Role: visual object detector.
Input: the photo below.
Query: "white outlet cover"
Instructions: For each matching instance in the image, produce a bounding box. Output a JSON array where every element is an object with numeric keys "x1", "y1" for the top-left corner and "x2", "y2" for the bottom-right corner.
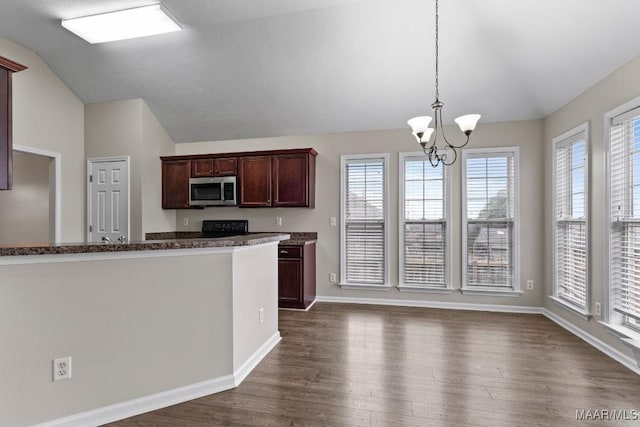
[
  {"x1": 330, "y1": 217, "x2": 337, "y2": 226},
  {"x1": 53, "y1": 356, "x2": 72, "y2": 381}
]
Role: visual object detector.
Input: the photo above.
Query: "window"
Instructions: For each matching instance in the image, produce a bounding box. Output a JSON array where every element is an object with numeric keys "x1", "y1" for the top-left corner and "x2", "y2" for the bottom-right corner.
[
  {"x1": 552, "y1": 124, "x2": 589, "y2": 315},
  {"x1": 462, "y1": 148, "x2": 520, "y2": 294},
  {"x1": 399, "y1": 153, "x2": 450, "y2": 291},
  {"x1": 340, "y1": 154, "x2": 389, "y2": 289},
  {"x1": 607, "y1": 100, "x2": 640, "y2": 338}
]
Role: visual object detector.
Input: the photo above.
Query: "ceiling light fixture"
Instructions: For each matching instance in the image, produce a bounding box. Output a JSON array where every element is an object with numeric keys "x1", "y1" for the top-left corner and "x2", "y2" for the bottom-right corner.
[
  {"x1": 407, "y1": 0, "x2": 481, "y2": 167},
  {"x1": 61, "y1": 4, "x2": 182, "y2": 44}
]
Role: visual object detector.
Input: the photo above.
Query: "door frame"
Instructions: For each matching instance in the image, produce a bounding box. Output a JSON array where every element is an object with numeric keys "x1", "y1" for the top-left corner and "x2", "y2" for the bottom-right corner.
[
  {"x1": 86, "y1": 156, "x2": 131, "y2": 243},
  {"x1": 13, "y1": 144, "x2": 61, "y2": 244}
]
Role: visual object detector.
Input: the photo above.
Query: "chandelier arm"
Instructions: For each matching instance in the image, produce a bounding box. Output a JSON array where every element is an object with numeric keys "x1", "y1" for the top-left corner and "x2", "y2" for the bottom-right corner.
[
  {"x1": 440, "y1": 146, "x2": 458, "y2": 166},
  {"x1": 436, "y1": 108, "x2": 471, "y2": 149}
]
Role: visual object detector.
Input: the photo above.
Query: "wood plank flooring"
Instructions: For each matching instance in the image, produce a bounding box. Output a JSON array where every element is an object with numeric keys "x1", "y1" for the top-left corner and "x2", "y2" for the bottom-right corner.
[{"x1": 104, "y1": 303, "x2": 640, "y2": 426}]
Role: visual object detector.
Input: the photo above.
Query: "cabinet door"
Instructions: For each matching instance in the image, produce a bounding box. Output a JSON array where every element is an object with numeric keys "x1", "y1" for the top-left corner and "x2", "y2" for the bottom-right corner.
[
  {"x1": 0, "y1": 67, "x2": 10, "y2": 190},
  {"x1": 278, "y1": 258, "x2": 303, "y2": 305},
  {"x1": 273, "y1": 153, "x2": 312, "y2": 207},
  {"x1": 238, "y1": 156, "x2": 272, "y2": 207},
  {"x1": 191, "y1": 159, "x2": 214, "y2": 177},
  {"x1": 214, "y1": 157, "x2": 237, "y2": 176},
  {"x1": 162, "y1": 160, "x2": 190, "y2": 209}
]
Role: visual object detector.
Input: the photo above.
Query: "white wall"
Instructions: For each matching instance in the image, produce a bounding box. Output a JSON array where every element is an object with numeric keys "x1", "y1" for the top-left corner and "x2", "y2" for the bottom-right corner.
[
  {"x1": 85, "y1": 99, "x2": 176, "y2": 241},
  {"x1": 0, "y1": 151, "x2": 50, "y2": 244},
  {"x1": 175, "y1": 120, "x2": 545, "y2": 308},
  {"x1": 0, "y1": 36, "x2": 85, "y2": 243},
  {"x1": 544, "y1": 54, "x2": 640, "y2": 362}
]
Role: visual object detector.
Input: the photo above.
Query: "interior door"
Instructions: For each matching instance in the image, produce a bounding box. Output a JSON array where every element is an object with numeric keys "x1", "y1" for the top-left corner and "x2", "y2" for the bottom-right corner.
[{"x1": 87, "y1": 157, "x2": 129, "y2": 243}]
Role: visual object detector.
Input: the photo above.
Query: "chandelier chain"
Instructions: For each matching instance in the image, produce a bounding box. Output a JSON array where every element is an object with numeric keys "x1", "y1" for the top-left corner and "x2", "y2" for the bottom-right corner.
[{"x1": 434, "y1": 0, "x2": 439, "y2": 101}]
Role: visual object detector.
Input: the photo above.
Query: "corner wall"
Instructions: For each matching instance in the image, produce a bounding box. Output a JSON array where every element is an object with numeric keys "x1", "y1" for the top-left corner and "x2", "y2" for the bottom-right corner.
[
  {"x1": 543, "y1": 54, "x2": 640, "y2": 362},
  {"x1": 175, "y1": 120, "x2": 545, "y2": 309},
  {"x1": 0, "y1": 36, "x2": 85, "y2": 243}
]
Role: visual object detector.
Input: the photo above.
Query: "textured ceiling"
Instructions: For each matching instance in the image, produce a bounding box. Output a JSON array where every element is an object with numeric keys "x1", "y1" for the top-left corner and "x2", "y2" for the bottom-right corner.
[{"x1": 1, "y1": 0, "x2": 639, "y2": 142}]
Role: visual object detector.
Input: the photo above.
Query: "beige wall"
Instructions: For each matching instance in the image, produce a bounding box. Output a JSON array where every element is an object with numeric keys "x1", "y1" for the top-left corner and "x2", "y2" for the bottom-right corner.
[
  {"x1": 141, "y1": 101, "x2": 177, "y2": 236},
  {"x1": 543, "y1": 54, "x2": 640, "y2": 361},
  {"x1": 0, "y1": 36, "x2": 85, "y2": 243},
  {"x1": 85, "y1": 99, "x2": 176, "y2": 241},
  {"x1": 0, "y1": 151, "x2": 50, "y2": 244},
  {"x1": 175, "y1": 120, "x2": 545, "y2": 308}
]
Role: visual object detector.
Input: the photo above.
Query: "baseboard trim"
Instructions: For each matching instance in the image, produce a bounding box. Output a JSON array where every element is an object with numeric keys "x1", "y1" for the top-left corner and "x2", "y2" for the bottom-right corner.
[
  {"x1": 542, "y1": 309, "x2": 640, "y2": 375},
  {"x1": 37, "y1": 331, "x2": 281, "y2": 427},
  {"x1": 234, "y1": 331, "x2": 281, "y2": 386},
  {"x1": 315, "y1": 295, "x2": 544, "y2": 314}
]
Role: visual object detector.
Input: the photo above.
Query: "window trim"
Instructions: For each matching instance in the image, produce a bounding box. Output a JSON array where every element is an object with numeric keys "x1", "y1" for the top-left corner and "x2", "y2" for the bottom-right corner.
[
  {"x1": 461, "y1": 146, "x2": 521, "y2": 295},
  {"x1": 398, "y1": 151, "x2": 452, "y2": 293},
  {"x1": 604, "y1": 95, "x2": 640, "y2": 342},
  {"x1": 339, "y1": 153, "x2": 390, "y2": 290},
  {"x1": 550, "y1": 122, "x2": 591, "y2": 317}
]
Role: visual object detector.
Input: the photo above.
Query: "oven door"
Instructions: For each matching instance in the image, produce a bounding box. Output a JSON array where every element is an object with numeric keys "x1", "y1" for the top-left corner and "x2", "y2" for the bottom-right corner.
[{"x1": 189, "y1": 177, "x2": 237, "y2": 206}]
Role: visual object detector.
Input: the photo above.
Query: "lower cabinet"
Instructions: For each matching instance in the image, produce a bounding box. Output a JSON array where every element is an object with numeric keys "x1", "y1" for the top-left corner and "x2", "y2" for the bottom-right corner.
[{"x1": 278, "y1": 242, "x2": 316, "y2": 309}]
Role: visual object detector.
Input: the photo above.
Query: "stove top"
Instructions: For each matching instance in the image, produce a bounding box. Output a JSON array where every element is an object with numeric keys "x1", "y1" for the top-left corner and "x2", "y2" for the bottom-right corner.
[{"x1": 202, "y1": 220, "x2": 249, "y2": 238}]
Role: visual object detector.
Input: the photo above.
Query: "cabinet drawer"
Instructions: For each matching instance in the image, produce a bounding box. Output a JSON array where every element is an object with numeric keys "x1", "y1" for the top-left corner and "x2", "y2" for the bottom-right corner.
[{"x1": 278, "y1": 246, "x2": 302, "y2": 258}]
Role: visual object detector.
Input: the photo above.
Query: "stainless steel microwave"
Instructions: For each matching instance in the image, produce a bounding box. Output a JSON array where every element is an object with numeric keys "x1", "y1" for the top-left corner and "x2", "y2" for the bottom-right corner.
[{"x1": 189, "y1": 176, "x2": 237, "y2": 206}]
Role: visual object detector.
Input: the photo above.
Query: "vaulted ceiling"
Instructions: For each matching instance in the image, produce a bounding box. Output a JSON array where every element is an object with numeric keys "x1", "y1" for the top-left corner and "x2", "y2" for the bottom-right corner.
[{"x1": 1, "y1": 0, "x2": 639, "y2": 142}]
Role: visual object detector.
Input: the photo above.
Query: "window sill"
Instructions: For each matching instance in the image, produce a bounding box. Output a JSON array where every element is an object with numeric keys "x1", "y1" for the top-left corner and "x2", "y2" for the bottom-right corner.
[
  {"x1": 338, "y1": 283, "x2": 391, "y2": 291},
  {"x1": 397, "y1": 285, "x2": 454, "y2": 294},
  {"x1": 460, "y1": 288, "x2": 523, "y2": 297},
  {"x1": 548, "y1": 296, "x2": 592, "y2": 320},
  {"x1": 600, "y1": 321, "x2": 640, "y2": 366}
]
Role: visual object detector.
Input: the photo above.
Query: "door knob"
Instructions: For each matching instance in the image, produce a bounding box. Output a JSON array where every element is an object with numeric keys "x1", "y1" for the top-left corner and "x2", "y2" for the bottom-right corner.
[
  {"x1": 118, "y1": 235, "x2": 127, "y2": 243},
  {"x1": 101, "y1": 236, "x2": 111, "y2": 242}
]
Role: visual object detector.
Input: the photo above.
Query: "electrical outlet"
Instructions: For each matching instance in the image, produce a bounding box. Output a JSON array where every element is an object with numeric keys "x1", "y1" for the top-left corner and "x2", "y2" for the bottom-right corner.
[
  {"x1": 53, "y1": 356, "x2": 72, "y2": 381},
  {"x1": 329, "y1": 273, "x2": 337, "y2": 283},
  {"x1": 183, "y1": 217, "x2": 188, "y2": 226},
  {"x1": 526, "y1": 280, "x2": 534, "y2": 290},
  {"x1": 330, "y1": 217, "x2": 337, "y2": 226},
  {"x1": 259, "y1": 307, "x2": 264, "y2": 324},
  {"x1": 595, "y1": 302, "x2": 602, "y2": 317},
  {"x1": 275, "y1": 217, "x2": 283, "y2": 226}
]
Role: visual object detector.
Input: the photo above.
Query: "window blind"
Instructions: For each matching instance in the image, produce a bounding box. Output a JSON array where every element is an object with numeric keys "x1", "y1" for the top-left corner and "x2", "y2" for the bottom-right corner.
[
  {"x1": 401, "y1": 157, "x2": 447, "y2": 287},
  {"x1": 554, "y1": 134, "x2": 588, "y2": 309},
  {"x1": 610, "y1": 112, "x2": 640, "y2": 326},
  {"x1": 464, "y1": 152, "x2": 516, "y2": 289},
  {"x1": 344, "y1": 159, "x2": 386, "y2": 285}
]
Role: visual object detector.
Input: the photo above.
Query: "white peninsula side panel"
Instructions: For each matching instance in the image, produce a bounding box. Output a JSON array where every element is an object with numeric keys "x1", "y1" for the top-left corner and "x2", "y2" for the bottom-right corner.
[{"x1": 0, "y1": 243, "x2": 280, "y2": 427}]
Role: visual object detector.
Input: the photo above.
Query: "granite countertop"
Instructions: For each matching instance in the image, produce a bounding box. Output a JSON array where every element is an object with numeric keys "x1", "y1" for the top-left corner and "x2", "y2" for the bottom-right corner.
[
  {"x1": 146, "y1": 231, "x2": 317, "y2": 245},
  {"x1": 0, "y1": 233, "x2": 290, "y2": 257}
]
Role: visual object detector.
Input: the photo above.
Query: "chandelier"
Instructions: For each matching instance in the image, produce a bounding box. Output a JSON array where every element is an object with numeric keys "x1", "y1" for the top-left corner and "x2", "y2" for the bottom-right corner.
[{"x1": 407, "y1": 0, "x2": 481, "y2": 167}]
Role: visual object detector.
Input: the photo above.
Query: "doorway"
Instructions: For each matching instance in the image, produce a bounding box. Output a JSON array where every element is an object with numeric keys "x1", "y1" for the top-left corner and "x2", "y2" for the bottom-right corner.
[{"x1": 0, "y1": 145, "x2": 61, "y2": 245}]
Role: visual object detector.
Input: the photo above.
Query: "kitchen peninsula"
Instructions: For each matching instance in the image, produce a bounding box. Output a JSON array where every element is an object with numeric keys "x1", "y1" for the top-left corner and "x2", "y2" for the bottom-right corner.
[{"x1": 0, "y1": 233, "x2": 288, "y2": 426}]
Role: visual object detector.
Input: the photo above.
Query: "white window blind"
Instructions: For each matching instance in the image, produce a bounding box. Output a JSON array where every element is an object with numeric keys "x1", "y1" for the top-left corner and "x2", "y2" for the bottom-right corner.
[
  {"x1": 400, "y1": 155, "x2": 448, "y2": 288},
  {"x1": 463, "y1": 150, "x2": 518, "y2": 290},
  {"x1": 609, "y1": 107, "x2": 640, "y2": 329},
  {"x1": 554, "y1": 129, "x2": 588, "y2": 310},
  {"x1": 342, "y1": 156, "x2": 387, "y2": 285}
]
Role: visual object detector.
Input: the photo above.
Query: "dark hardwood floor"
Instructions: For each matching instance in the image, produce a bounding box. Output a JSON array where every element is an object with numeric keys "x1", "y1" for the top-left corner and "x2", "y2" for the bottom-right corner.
[{"x1": 104, "y1": 303, "x2": 640, "y2": 426}]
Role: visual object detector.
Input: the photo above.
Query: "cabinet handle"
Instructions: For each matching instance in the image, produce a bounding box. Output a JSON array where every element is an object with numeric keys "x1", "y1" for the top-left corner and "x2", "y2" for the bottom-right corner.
[{"x1": 280, "y1": 250, "x2": 288, "y2": 254}]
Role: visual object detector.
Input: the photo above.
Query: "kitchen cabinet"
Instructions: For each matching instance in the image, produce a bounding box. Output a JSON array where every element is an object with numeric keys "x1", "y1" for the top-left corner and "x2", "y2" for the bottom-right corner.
[
  {"x1": 238, "y1": 149, "x2": 316, "y2": 208},
  {"x1": 162, "y1": 159, "x2": 190, "y2": 208},
  {"x1": 278, "y1": 243, "x2": 316, "y2": 309},
  {"x1": 238, "y1": 155, "x2": 272, "y2": 207},
  {"x1": 273, "y1": 152, "x2": 315, "y2": 208},
  {"x1": 191, "y1": 157, "x2": 237, "y2": 177},
  {"x1": 0, "y1": 56, "x2": 27, "y2": 191}
]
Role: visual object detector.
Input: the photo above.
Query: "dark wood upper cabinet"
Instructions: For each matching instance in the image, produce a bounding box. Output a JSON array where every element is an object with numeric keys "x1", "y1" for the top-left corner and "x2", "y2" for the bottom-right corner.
[
  {"x1": 191, "y1": 159, "x2": 214, "y2": 177},
  {"x1": 0, "y1": 56, "x2": 27, "y2": 191},
  {"x1": 238, "y1": 155, "x2": 272, "y2": 207},
  {"x1": 191, "y1": 157, "x2": 237, "y2": 177},
  {"x1": 273, "y1": 152, "x2": 315, "y2": 208},
  {"x1": 162, "y1": 159, "x2": 190, "y2": 209}
]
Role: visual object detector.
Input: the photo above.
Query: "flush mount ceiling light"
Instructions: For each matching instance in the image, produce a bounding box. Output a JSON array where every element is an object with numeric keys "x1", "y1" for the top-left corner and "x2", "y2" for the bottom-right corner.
[
  {"x1": 407, "y1": 0, "x2": 481, "y2": 167},
  {"x1": 61, "y1": 4, "x2": 182, "y2": 44}
]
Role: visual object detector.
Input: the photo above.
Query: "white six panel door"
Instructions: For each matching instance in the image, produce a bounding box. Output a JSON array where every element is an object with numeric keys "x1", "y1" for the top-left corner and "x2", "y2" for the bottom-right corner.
[{"x1": 88, "y1": 158, "x2": 129, "y2": 243}]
